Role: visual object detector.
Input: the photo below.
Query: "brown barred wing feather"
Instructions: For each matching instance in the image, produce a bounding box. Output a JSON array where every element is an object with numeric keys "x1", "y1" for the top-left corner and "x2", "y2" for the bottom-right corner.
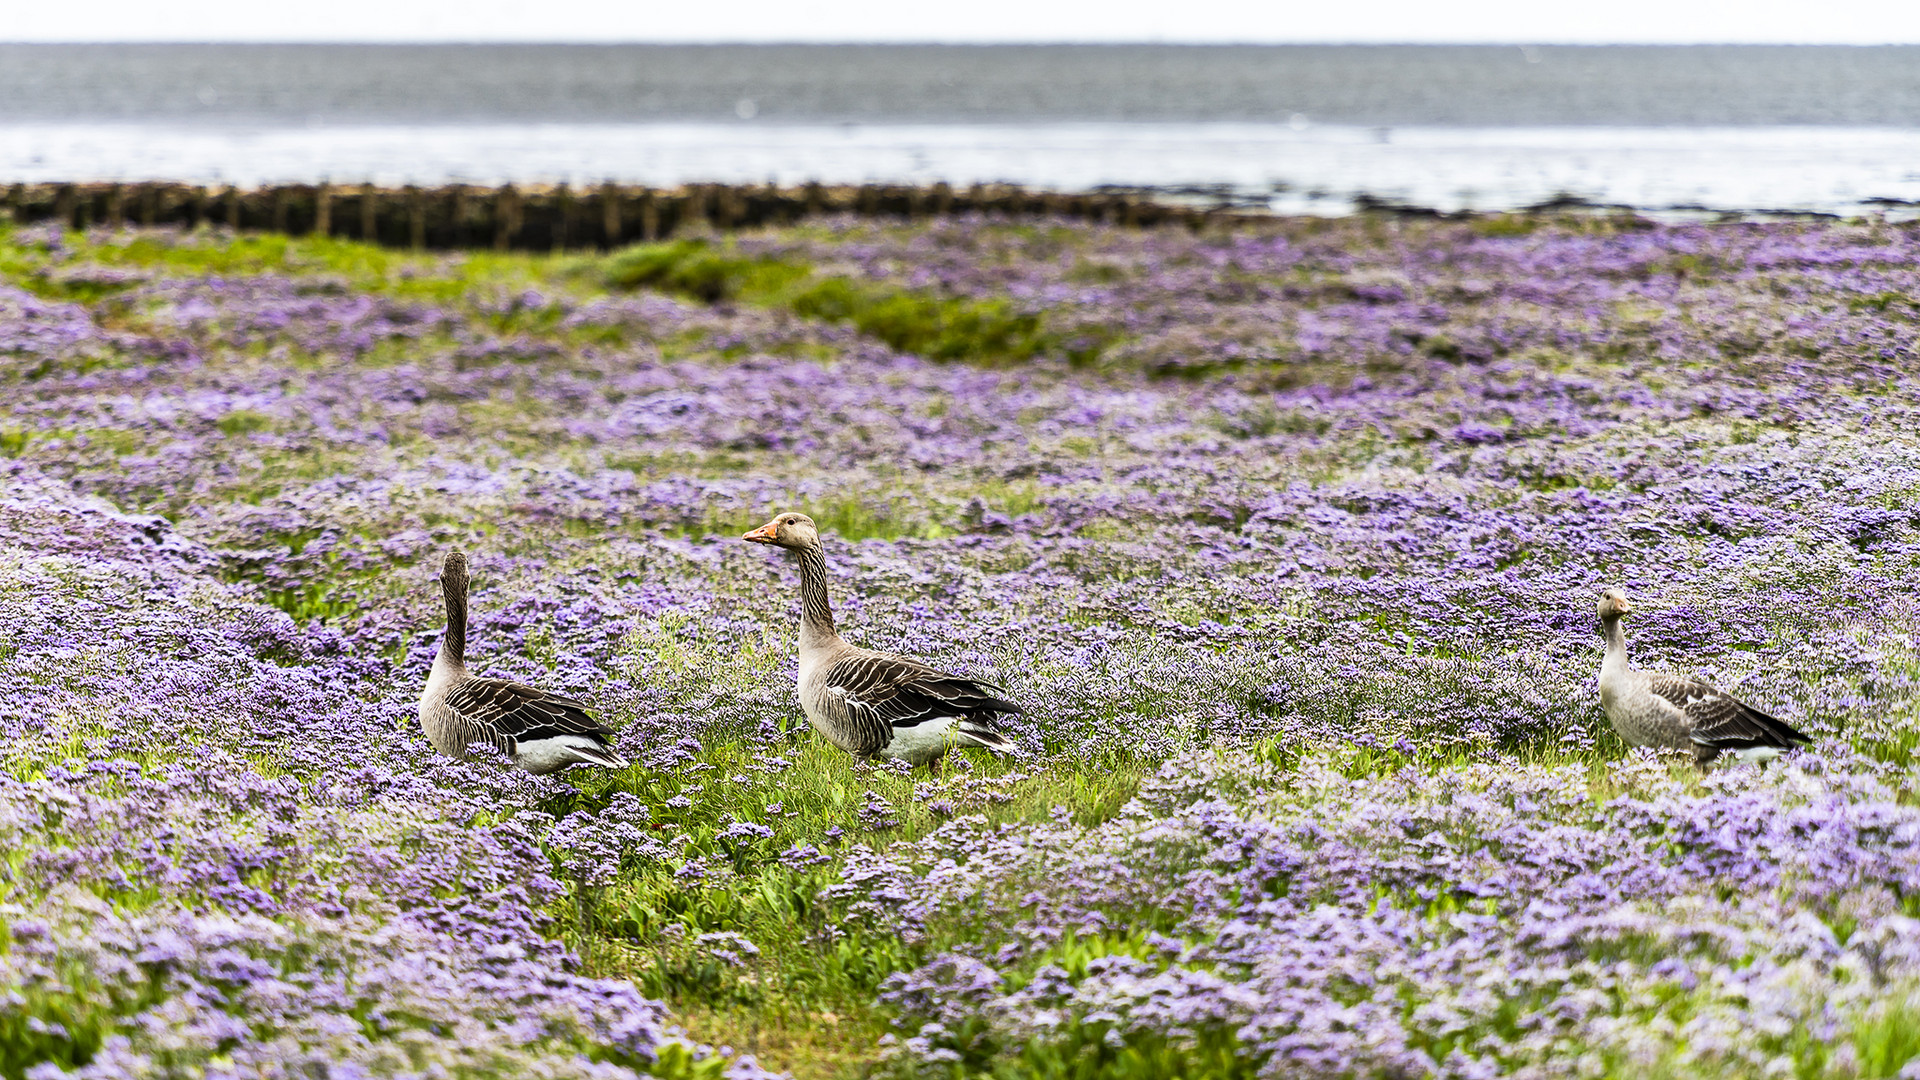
[
  {"x1": 442, "y1": 677, "x2": 615, "y2": 756},
  {"x1": 822, "y1": 651, "x2": 1021, "y2": 757},
  {"x1": 1644, "y1": 674, "x2": 1811, "y2": 755}
]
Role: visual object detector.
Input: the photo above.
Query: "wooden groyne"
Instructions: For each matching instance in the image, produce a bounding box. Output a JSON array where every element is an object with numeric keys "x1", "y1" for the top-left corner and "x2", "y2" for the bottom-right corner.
[{"x1": 1, "y1": 181, "x2": 1226, "y2": 250}]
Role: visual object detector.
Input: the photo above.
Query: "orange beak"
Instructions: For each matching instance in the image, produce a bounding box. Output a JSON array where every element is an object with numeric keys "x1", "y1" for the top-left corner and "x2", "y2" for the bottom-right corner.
[{"x1": 742, "y1": 521, "x2": 780, "y2": 544}]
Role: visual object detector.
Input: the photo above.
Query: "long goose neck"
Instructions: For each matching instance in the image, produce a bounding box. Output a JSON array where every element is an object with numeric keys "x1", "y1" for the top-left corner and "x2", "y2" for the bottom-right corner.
[
  {"x1": 1600, "y1": 615, "x2": 1628, "y2": 676},
  {"x1": 439, "y1": 575, "x2": 469, "y2": 669},
  {"x1": 794, "y1": 543, "x2": 839, "y2": 649}
]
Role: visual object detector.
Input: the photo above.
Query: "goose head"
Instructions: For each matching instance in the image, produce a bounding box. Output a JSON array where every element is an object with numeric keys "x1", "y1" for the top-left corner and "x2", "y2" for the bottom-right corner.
[
  {"x1": 1597, "y1": 588, "x2": 1632, "y2": 621},
  {"x1": 441, "y1": 550, "x2": 470, "y2": 594},
  {"x1": 743, "y1": 512, "x2": 820, "y2": 551}
]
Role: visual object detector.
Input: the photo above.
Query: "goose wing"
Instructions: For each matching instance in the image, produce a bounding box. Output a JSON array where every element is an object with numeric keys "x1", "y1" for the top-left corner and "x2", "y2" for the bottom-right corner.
[
  {"x1": 821, "y1": 651, "x2": 1021, "y2": 758},
  {"x1": 442, "y1": 676, "x2": 613, "y2": 757},
  {"x1": 1644, "y1": 675, "x2": 1810, "y2": 750}
]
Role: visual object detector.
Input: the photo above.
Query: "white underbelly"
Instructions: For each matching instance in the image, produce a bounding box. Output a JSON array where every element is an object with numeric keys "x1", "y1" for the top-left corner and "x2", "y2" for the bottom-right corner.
[
  {"x1": 879, "y1": 715, "x2": 960, "y2": 764},
  {"x1": 514, "y1": 735, "x2": 604, "y2": 775}
]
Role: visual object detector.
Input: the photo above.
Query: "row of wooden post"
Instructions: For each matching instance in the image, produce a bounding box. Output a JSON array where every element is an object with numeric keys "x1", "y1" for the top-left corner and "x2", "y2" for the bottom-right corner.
[{"x1": 2, "y1": 181, "x2": 1228, "y2": 250}]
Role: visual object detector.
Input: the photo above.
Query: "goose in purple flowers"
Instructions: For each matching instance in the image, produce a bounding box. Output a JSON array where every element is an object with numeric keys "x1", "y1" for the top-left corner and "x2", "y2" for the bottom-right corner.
[
  {"x1": 418, "y1": 551, "x2": 626, "y2": 774},
  {"x1": 743, "y1": 512, "x2": 1018, "y2": 771},
  {"x1": 1596, "y1": 588, "x2": 1810, "y2": 767}
]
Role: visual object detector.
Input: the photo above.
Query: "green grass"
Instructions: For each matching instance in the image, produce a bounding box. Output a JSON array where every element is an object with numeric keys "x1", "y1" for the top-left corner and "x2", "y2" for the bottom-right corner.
[
  {"x1": 0, "y1": 956, "x2": 167, "y2": 1080},
  {"x1": 0, "y1": 222, "x2": 563, "y2": 307},
  {"x1": 629, "y1": 734, "x2": 1813, "y2": 1080},
  {"x1": 538, "y1": 736, "x2": 1152, "y2": 1080},
  {"x1": 539, "y1": 730, "x2": 1758, "y2": 1079},
  {"x1": 215, "y1": 409, "x2": 273, "y2": 436},
  {"x1": 1, "y1": 223, "x2": 1114, "y2": 381},
  {"x1": 604, "y1": 239, "x2": 1111, "y2": 365},
  {"x1": 604, "y1": 239, "x2": 812, "y2": 302},
  {"x1": 10, "y1": 218, "x2": 1917, "y2": 1078}
]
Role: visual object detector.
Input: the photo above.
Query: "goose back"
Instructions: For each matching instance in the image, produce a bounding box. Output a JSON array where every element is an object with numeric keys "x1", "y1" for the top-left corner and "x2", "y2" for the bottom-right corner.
[{"x1": 799, "y1": 642, "x2": 1019, "y2": 761}]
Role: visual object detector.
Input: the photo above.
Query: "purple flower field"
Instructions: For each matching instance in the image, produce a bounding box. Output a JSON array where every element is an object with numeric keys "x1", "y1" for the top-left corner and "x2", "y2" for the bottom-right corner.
[{"x1": 2, "y1": 212, "x2": 1919, "y2": 1078}]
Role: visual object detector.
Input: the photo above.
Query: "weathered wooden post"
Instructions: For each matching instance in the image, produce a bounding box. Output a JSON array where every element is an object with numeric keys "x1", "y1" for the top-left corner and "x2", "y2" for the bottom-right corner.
[
  {"x1": 406, "y1": 186, "x2": 425, "y2": 250},
  {"x1": 554, "y1": 183, "x2": 572, "y2": 251},
  {"x1": 190, "y1": 186, "x2": 207, "y2": 229},
  {"x1": 314, "y1": 183, "x2": 331, "y2": 238},
  {"x1": 754, "y1": 182, "x2": 778, "y2": 227},
  {"x1": 679, "y1": 185, "x2": 708, "y2": 235},
  {"x1": 272, "y1": 187, "x2": 290, "y2": 233},
  {"x1": 639, "y1": 189, "x2": 659, "y2": 241},
  {"x1": 226, "y1": 186, "x2": 243, "y2": 230},
  {"x1": 600, "y1": 182, "x2": 621, "y2": 248},
  {"x1": 450, "y1": 185, "x2": 469, "y2": 247},
  {"x1": 495, "y1": 184, "x2": 521, "y2": 251},
  {"x1": 359, "y1": 184, "x2": 378, "y2": 242}
]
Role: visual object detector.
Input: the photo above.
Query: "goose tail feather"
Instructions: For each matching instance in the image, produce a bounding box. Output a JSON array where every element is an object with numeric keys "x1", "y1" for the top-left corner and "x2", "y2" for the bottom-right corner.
[
  {"x1": 1693, "y1": 709, "x2": 1814, "y2": 751},
  {"x1": 955, "y1": 720, "x2": 1015, "y2": 755},
  {"x1": 570, "y1": 744, "x2": 629, "y2": 769}
]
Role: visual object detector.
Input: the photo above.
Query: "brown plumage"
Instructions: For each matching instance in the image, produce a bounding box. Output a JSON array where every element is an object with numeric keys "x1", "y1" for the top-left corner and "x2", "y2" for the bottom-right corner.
[
  {"x1": 1596, "y1": 588, "x2": 1810, "y2": 767},
  {"x1": 417, "y1": 551, "x2": 626, "y2": 775},
  {"x1": 743, "y1": 512, "x2": 1018, "y2": 769}
]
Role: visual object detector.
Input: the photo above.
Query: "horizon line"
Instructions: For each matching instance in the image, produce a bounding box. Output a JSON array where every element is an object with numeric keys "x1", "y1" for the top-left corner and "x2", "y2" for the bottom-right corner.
[{"x1": 7, "y1": 39, "x2": 1920, "y2": 48}]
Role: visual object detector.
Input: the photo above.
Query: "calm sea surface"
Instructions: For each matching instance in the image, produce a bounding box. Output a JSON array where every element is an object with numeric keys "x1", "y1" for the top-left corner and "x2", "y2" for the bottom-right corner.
[{"x1": 4, "y1": 45, "x2": 1919, "y2": 215}]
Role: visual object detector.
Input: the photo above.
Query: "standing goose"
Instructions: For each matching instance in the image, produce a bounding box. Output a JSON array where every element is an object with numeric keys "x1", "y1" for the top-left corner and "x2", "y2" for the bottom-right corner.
[
  {"x1": 1596, "y1": 588, "x2": 1810, "y2": 767},
  {"x1": 743, "y1": 512, "x2": 1019, "y2": 770},
  {"x1": 418, "y1": 551, "x2": 626, "y2": 774}
]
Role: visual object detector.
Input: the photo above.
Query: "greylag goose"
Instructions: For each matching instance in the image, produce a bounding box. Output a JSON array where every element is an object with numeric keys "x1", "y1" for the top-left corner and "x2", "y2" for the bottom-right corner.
[
  {"x1": 742, "y1": 512, "x2": 1018, "y2": 769},
  {"x1": 418, "y1": 551, "x2": 626, "y2": 774},
  {"x1": 1596, "y1": 588, "x2": 1809, "y2": 767}
]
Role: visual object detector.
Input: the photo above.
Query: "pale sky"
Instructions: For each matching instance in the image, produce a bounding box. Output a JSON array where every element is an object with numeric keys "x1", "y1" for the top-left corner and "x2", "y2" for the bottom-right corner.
[{"x1": 5, "y1": 0, "x2": 1919, "y2": 44}]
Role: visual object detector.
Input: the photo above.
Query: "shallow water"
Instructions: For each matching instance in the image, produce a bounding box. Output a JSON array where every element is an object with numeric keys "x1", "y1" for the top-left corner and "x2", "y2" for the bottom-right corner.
[
  {"x1": 8, "y1": 122, "x2": 1919, "y2": 217},
  {"x1": 4, "y1": 44, "x2": 1919, "y2": 214}
]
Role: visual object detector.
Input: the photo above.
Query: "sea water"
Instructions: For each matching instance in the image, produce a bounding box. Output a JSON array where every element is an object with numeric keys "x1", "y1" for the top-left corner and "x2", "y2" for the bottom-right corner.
[{"x1": 4, "y1": 44, "x2": 1918, "y2": 216}]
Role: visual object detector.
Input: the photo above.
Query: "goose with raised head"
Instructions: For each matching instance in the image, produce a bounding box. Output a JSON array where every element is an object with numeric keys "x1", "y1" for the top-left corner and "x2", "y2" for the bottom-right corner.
[
  {"x1": 743, "y1": 512, "x2": 1019, "y2": 770},
  {"x1": 418, "y1": 551, "x2": 626, "y2": 774},
  {"x1": 1596, "y1": 588, "x2": 1809, "y2": 767}
]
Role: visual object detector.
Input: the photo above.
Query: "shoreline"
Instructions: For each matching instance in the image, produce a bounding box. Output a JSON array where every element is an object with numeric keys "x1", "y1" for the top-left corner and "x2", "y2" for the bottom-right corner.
[{"x1": 3, "y1": 179, "x2": 1893, "y2": 252}]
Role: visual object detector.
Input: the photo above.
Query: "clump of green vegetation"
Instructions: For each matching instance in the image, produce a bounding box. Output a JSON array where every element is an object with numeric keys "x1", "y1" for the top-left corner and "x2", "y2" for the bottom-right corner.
[
  {"x1": 604, "y1": 239, "x2": 1103, "y2": 365},
  {"x1": 606, "y1": 240, "x2": 812, "y2": 302},
  {"x1": 1470, "y1": 214, "x2": 1541, "y2": 237},
  {"x1": 215, "y1": 409, "x2": 273, "y2": 436},
  {"x1": 0, "y1": 964, "x2": 166, "y2": 1079},
  {"x1": 548, "y1": 738, "x2": 1152, "y2": 1080}
]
